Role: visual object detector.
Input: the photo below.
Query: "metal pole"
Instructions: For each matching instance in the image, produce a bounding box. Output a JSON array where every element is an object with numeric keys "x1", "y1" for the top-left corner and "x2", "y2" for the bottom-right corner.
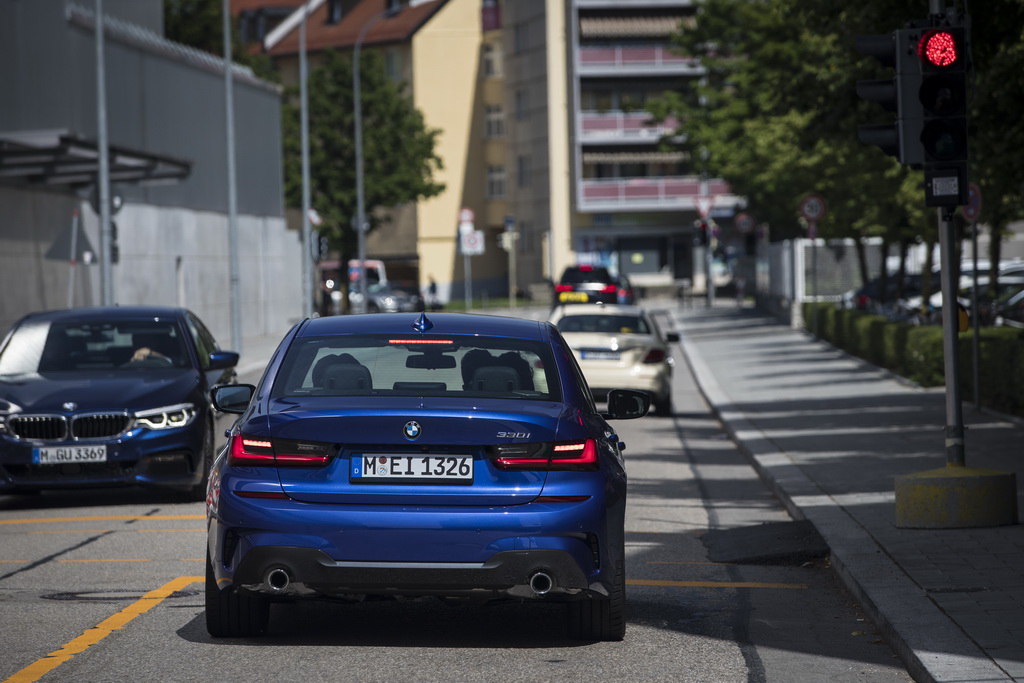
[
  {"x1": 300, "y1": 2, "x2": 313, "y2": 319},
  {"x1": 971, "y1": 220, "x2": 980, "y2": 410},
  {"x1": 354, "y1": 12, "x2": 390, "y2": 314},
  {"x1": 223, "y1": 0, "x2": 242, "y2": 352},
  {"x1": 95, "y1": 0, "x2": 112, "y2": 306},
  {"x1": 67, "y1": 210, "x2": 80, "y2": 308},
  {"x1": 464, "y1": 252, "x2": 472, "y2": 310},
  {"x1": 938, "y1": 207, "x2": 965, "y2": 466}
]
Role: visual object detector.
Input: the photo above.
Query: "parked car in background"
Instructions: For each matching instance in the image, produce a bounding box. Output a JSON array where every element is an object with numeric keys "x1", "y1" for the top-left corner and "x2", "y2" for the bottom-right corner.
[
  {"x1": 613, "y1": 274, "x2": 637, "y2": 305},
  {"x1": 549, "y1": 304, "x2": 678, "y2": 416},
  {"x1": 349, "y1": 281, "x2": 425, "y2": 313},
  {"x1": 205, "y1": 311, "x2": 650, "y2": 640},
  {"x1": 0, "y1": 306, "x2": 237, "y2": 499},
  {"x1": 554, "y1": 265, "x2": 619, "y2": 305}
]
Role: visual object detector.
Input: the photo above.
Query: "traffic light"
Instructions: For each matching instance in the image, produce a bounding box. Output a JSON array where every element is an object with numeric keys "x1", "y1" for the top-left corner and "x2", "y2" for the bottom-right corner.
[
  {"x1": 693, "y1": 219, "x2": 708, "y2": 247},
  {"x1": 913, "y1": 18, "x2": 970, "y2": 206},
  {"x1": 854, "y1": 31, "x2": 922, "y2": 165}
]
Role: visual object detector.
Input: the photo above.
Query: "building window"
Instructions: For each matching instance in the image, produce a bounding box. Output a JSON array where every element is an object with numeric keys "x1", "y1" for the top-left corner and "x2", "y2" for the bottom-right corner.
[
  {"x1": 514, "y1": 22, "x2": 528, "y2": 54},
  {"x1": 485, "y1": 105, "x2": 505, "y2": 139},
  {"x1": 515, "y1": 89, "x2": 528, "y2": 120},
  {"x1": 486, "y1": 165, "x2": 507, "y2": 198},
  {"x1": 385, "y1": 49, "x2": 400, "y2": 80},
  {"x1": 327, "y1": 0, "x2": 342, "y2": 24},
  {"x1": 482, "y1": 43, "x2": 503, "y2": 78},
  {"x1": 517, "y1": 155, "x2": 531, "y2": 188}
]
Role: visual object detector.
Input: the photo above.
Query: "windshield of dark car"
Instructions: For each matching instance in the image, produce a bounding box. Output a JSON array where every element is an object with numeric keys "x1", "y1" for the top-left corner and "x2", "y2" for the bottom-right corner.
[
  {"x1": 271, "y1": 334, "x2": 560, "y2": 401},
  {"x1": 0, "y1": 320, "x2": 188, "y2": 374},
  {"x1": 556, "y1": 314, "x2": 650, "y2": 335}
]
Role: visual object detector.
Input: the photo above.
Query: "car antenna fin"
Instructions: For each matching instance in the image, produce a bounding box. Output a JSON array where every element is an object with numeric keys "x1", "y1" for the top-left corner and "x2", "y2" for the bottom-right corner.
[{"x1": 412, "y1": 313, "x2": 433, "y2": 333}]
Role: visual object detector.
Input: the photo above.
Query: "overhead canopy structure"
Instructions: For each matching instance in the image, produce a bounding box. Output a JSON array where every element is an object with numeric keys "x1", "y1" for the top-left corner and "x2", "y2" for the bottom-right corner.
[{"x1": 0, "y1": 129, "x2": 192, "y2": 188}]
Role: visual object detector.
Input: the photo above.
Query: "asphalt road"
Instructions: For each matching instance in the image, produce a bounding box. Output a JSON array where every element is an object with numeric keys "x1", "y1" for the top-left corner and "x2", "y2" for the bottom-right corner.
[{"x1": 0, "y1": 336, "x2": 913, "y2": 682}]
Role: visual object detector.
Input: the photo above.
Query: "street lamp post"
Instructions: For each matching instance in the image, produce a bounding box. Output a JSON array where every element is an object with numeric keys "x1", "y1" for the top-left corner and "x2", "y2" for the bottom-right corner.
[
  {"x1": 353, "y1": 3, "x2": 403, "y2": 313},
  {"x1": 300, "y1": 1, "x2": 313, "y2": 319}
]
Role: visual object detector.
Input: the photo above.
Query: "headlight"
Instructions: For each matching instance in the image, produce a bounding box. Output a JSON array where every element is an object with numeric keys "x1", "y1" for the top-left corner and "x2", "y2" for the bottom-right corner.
[{"x1": 134, "y1": 403, "x2": 196, "y2": 430}]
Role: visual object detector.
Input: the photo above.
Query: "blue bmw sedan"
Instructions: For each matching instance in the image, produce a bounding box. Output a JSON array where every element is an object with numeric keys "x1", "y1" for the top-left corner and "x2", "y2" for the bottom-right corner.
[
  {"x1": 0, "y1": 307, "x2": 238, "y2": 500},
  {"x1": 206, "y1": 311, "x2": 650, "y2": 641}
]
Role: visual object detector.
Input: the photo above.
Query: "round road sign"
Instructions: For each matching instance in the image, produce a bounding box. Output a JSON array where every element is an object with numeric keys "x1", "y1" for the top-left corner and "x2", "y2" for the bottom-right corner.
[{"x1": 799, "y1": 194, "x2": 827, "y2": 222}]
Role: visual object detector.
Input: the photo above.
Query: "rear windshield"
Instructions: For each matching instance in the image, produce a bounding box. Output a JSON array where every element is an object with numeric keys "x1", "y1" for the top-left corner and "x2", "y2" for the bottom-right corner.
[
  {"x1": 271, "y1": 334, "x2": 561, "y2": 401},
  {"x1": 556, "y1": 314, "x2": 650, "y2": 335},
  {"x1": 560, "y1": 267, "x2": 612, "y2": 284},
  {"x1": 0, "y1": 320, "x2": 188, "y2": 374}
]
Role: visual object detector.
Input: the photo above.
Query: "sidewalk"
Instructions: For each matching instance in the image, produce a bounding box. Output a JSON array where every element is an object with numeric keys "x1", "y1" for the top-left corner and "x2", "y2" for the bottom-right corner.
[{"x1": 671, "y1": 303, "x2": 1024, "y2": 683}]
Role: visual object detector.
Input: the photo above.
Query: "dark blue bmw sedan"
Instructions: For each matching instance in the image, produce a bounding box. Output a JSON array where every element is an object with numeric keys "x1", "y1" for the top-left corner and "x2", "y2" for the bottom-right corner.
[
  {"x1": 0, "y1": 306, "x2": 238, "y2": 500},
  {"x1": 206, "y1": 311, "x2": 649, "y2": 641}
]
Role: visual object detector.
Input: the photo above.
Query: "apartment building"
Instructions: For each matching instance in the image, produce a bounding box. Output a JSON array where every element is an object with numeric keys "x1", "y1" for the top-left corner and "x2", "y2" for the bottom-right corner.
[
  {"x1": 503, "y1": 0, "x2": 742, "y2": 295},
  {"x1": 260, "y1": 0, "x2": 742, "y2": 302}
]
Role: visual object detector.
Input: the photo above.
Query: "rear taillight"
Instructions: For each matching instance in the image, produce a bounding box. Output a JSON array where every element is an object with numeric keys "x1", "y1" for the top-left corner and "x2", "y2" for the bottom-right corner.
[
  {"x1": 555, "y1": 284, "x2": 574, "y2": 293},
  {"x1": 599, "y1": 284, "x2": 617, "y2": 294},
  {"x1": 494, "y1": 439, "x2": 599, "y2": 471},
  {"x1": 642, "y1": 348, "x2": 667, "y2": 364},
  {"x1": 228, "y1": 434, "x2": 332, "y2": 468}
]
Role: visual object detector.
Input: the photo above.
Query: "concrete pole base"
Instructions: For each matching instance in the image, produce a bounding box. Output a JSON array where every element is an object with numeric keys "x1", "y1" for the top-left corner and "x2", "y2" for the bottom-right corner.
[{"x1": 895, "y1": 466, "x2": 1018, "y2": 529}]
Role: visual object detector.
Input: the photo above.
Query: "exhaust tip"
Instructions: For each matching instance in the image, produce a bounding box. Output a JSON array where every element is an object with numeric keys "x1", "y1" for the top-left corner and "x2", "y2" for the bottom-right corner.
[
  {"x1": 529, "y1": 571, "x2": 554, "y2": 596},
  {"x1": 266, "y1": 567, "x2": 291, "y2": 593}
]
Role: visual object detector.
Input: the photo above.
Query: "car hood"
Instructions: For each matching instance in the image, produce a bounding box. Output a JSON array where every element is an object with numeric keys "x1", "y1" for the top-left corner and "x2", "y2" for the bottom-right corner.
[{"x1": 0, "y1": 370, "x2": 198, "y2": 414}]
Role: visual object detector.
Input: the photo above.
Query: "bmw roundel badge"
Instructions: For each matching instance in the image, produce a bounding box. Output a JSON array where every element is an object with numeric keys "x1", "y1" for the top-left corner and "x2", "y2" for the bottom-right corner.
[{"x1": 403, "y1": 421, "x2": 422, "y2": 440}]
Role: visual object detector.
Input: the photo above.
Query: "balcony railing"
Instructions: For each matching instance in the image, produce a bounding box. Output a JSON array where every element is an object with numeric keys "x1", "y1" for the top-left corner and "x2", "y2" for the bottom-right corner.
[
  {"x1": 579, "y1": 177, "x2": 736, "y2": 212},
  {"x1": 578, "y1": 45, "x2": 703, "y2": 74},
  {"x1": 579, "y1": 111, "x2": 679, "y2": 141}
]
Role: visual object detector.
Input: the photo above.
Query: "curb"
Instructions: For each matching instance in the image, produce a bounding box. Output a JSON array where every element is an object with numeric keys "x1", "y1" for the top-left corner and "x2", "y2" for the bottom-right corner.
[{"x1": 676, "y1": 323, "x2": 1012, "y2": 683}]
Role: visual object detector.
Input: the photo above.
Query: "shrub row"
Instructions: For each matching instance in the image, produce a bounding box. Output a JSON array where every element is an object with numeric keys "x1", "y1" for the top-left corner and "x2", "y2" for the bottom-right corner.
[{"x1": 802, "y1": 302, "x2": 1024, "y2": 418}]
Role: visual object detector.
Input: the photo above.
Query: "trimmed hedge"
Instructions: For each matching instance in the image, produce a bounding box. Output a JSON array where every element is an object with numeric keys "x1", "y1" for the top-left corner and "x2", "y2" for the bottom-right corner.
[{"x1": 802, "y1": 302, "x2": 1024, "y2": 418}]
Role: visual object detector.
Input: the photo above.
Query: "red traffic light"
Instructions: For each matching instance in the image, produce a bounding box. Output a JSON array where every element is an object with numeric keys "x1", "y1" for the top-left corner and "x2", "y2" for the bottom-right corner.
[{"x1": 918, "y1": 30, "x2": 960, "y2": 68}]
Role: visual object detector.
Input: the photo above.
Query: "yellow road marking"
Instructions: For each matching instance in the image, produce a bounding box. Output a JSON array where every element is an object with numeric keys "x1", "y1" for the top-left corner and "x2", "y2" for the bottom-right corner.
[
  {"x1": 0, "y1": 515, "x2": 204, "y2": 526},
  {"x1": 59, "y1": 559, "x2": 151, "y2": 564},
  {"x1": 0, "y1": 560, "x2": 27, "y2": 564},
  {"x1": 29, "y1": 530, "x2": 112, "y2": 534},
  {"x1": 137, "y1": 529, "x2": 203, "y2": 533},
  {"x1": 628, "y1": 579, "x2": 808, "y2": 589},
  {"x1": 2, "y1": 576, "x2": 202, "y2": 683}
]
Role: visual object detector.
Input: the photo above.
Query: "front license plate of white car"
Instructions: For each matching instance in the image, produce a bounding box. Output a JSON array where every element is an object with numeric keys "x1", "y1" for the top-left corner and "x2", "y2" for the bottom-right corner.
[
  {"x1": 351, "y1": 455, "x2": 473, "y2": 482},
  {"x1": 33, "y1": 445, "x2": 108, "y2": 464},
  {"x1": 581, "y1": 350, "x2": 620, "y2": 360}
]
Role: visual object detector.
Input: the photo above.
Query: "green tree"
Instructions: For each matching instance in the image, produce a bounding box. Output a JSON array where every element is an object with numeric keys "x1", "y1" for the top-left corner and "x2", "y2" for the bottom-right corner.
[
  {"x1": 650, "y1": 0, "x2": 1024, "y2": 290},
  {"x1": 280, "y1": 49, "x2": 445, "y2": 258}
]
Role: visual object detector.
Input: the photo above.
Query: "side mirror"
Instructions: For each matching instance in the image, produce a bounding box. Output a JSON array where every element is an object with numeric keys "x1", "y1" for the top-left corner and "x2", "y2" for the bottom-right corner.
[
  {"x1": 665, "y1": 331, "x2": 680, "y2": 343},
  {"x1": 208, "y1": 350, "x2": 240, "y2": 371},
  {"x1": 603, "y1": 389, "x2": 651, "y2": 420},
  {"x1": 211, "y1": 383, "x2": 255, "y2": 414}
]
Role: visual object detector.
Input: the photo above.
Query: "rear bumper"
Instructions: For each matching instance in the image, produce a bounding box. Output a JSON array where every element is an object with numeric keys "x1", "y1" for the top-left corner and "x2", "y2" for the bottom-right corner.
[{"x1": 232, "y1": 546, "x2": 594, "y2": 599}]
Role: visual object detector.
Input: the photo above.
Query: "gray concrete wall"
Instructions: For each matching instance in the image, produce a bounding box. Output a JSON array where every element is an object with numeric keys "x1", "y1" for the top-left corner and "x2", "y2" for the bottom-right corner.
[{"x1": 0, "y1": 186, "x2": 302, "y2": 351}]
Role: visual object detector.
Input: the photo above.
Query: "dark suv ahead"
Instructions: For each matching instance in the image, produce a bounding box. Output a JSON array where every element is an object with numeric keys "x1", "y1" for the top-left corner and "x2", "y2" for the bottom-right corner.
[{"x1": 555, "y1": 265, "x2": 618, "y2": 305}]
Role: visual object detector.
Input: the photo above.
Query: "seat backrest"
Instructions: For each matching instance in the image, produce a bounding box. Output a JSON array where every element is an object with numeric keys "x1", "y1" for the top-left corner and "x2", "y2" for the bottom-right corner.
[
  {"x1": 471, "y1": 365, "x2": 520, "y2": 393},
  {"x1": 322, "y1": 363, "x2": 372, "y2": 392}
]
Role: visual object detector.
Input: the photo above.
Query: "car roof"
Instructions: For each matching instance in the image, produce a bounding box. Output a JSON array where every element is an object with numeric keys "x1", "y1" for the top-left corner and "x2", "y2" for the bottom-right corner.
[
  {"x1": 16, "y1": 306, "x2": 188, "y2": 325},
  {"x1": 298, "y1": 312, "x2": 551, "y2": 340}
]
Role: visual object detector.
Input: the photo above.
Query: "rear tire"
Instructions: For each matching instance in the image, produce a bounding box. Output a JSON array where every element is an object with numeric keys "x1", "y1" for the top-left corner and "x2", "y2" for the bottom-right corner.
[
  {"x1": 653, "y1": 393, "x2": 673, "y2": 417},
  {"x1": 567, "y1": 555, "x2": 626, "y2": 641},
  {"x1": 205, "y1": 550, "x2": 269, "y2": 638}
]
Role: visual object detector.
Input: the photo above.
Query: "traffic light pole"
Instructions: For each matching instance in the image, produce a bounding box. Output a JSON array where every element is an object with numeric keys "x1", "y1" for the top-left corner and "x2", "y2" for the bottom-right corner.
[{"x1": 937, "y1": 207, "x2": 965, "y2": 467}]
